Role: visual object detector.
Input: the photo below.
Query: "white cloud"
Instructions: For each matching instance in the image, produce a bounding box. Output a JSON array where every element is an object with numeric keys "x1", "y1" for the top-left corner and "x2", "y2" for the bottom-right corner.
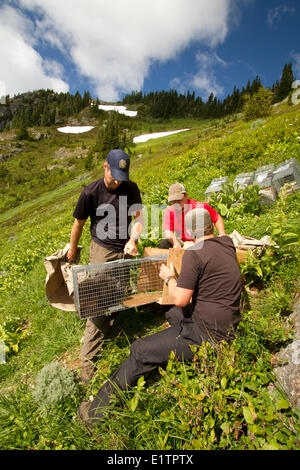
[
  {"x1": 268, "y1": 5, "x2": 296, "y2": 29},
  {"x1": 170, "y1": 51, "x2": 228, "y2": 99},
  {"x1": 196, "y1": 51, "x2": 229, "y2": 69},
  {"x1": 291, "y1": 52, "x2": 300, "y2": 79},
  {"x1": 0, "y1": 4, "x2": 69, "y2": 97},
  {"x1": 190, "y1": 74, "x2": 224, "y2": 99},
  {"x1": 191, "y1": 52, "x2": 228, "y2": 98},
  {"x1": 8, "y1": 0, "x2": 236, "y2": 100}
]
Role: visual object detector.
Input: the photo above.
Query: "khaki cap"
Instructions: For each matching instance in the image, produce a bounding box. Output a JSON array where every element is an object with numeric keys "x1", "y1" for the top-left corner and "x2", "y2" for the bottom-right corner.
[
  {"x1": 168, "y1": 183, "x2": 186, "y2": 202},
  {"x1": 185, "y1": 208, "x2": 212, "y2": 235}
]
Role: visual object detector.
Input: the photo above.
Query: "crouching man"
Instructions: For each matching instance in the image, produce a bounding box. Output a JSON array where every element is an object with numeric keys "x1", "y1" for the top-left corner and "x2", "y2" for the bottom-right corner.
[
  {"x1": 159, "y1": 183, "x2": 226, "y2": 249},
  {"x1": 78, "y1": 208, "x2": 242, "y2": 430}
]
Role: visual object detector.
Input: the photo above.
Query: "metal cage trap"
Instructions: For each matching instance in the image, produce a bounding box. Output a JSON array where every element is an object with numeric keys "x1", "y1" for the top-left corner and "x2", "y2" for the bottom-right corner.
[{"x1": 72, "y1": 254, "x2": 168, "y2": 319}]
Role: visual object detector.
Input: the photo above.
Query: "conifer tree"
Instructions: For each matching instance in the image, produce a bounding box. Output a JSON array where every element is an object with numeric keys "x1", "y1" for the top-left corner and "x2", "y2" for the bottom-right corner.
[
  {"x1": 272, "y1": 80, "x2": 280, "y2": 103},
  {"x1": 41, "y1": 104, "x2": 50, "y2": 126},
  {"x1": 83, "y1": 90, "x2": 91, "y2": 107},
  {"x1": 277, "y1": 62, "x2": 295, "y2": 102},
  {"x1": 250, "y1": 76, "x2": 262, "y2": 95}
]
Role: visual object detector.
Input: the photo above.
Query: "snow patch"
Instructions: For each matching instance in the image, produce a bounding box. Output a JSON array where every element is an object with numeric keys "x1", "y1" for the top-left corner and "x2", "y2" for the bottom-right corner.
[
  {"x1": 133, "y1": 129, "x2": 190, "y2": 143},
  {"x1": 57, "y1": 126, "x2": 94, "y2": 134},
  {"x1": 98, "y1": 105, "x2": 137, "y2": 117}
]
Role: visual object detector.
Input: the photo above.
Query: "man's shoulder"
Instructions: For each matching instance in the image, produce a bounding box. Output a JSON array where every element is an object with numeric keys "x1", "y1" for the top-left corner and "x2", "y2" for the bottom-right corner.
[
  {"x1": 190, "y1": 200, "x2": 212, "y2": 210},
  {"x1": 126, "y1": 179, "x2": 140, "y2": 190},
  {"x1": 217, "y1": 235, "x2": 234, "y2": 244},
  {"x1": 121, "y1": 180, "x2": 142, "y2": 200},
  {"x1": 206, "y1": 235, "x2": 235, "y2": 251},
  {"x1": 194, "y1": 200, "x2": 211, "y2": 209},
  {"x1": 82, "y1": 178, "x2": 104, "y2": 194},
  {"x1": 187, "y1": 236, "x2": 234, "y2": 251},
  {"x1": 186, "y1": 199, "x2": 197, "y2": 207}
]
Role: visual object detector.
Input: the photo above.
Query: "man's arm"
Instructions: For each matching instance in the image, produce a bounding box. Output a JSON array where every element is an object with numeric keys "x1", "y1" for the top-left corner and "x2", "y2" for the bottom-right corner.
[
  {"x1": 124, "y1": 210, "x2": 144, "y2": 256},
  {"x1": 159, "y1": 263, "x2": 193, "y2": 307},
  {"x1": 164, "y1": 230, "x2": 184, "y2": 249},
  {"x1": 67, "y1": 218, "x2": 86, "y2": 262},
  {"x1": 215, "y1": 215, "x2": 226, "y2": 236},
  {"x1": 162, "y1": 208, "x2": 183, "y2": 248},
  {"x1": 202, "y1": 202, "x2": 226, "y2": 236}
]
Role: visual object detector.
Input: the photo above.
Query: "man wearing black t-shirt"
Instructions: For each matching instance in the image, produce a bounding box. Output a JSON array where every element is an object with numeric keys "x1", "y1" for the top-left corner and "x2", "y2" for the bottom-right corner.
[
  {"x1": 78, "y1": 207, "x2": 242, "y2": 428},
  {"x1": 68, "y1": 149, "x2": 143, "y2": 382}
]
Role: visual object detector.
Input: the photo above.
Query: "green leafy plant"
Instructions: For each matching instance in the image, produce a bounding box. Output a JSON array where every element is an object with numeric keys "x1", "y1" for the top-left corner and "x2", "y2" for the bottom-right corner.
[
  {"x1": 209, "y1": 183, "x2": 262, "y2": 219},
  {"x1": 268, "y1": 187, "x2": 300, "y2": 253},
  {"x1": 104, "y1": 341, "x2": 299, "y2": 450},
  {"x1": 128, "y1": 376, "x2": 146, "y2": 412},
  {"x1": 0, "y1": 318, "x2": 29, "y2": 358}
]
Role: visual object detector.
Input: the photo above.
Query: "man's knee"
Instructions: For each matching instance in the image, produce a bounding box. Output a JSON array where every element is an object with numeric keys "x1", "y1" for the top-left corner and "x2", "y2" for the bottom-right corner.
[
  {"x1": 130, "y1": 338, "x2": 150, "y2": 364},
  {"x1": 165, "y1": 305, "x2": 188, "y2": 327}
]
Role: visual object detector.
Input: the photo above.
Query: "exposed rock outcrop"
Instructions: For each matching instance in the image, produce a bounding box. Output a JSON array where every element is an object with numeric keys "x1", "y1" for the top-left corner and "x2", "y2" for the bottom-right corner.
[{"x1": 272, "y1": 298, "x2": 300, "y2": 409}]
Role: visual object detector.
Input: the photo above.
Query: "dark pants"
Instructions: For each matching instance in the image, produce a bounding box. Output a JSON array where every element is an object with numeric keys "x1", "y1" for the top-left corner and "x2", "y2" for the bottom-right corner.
[{"x1": 88, "y1": 306, "x2": 209, "y2": 419}]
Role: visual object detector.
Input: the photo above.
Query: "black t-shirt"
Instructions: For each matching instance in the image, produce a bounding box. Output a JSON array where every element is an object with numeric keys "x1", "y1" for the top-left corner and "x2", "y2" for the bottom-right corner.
[
  {"x1": 176, "y1": 236, "x2": 242, "y2": 342},
  {"x1": 73, "y1": 178, "x2": 143, "y2": 251}
]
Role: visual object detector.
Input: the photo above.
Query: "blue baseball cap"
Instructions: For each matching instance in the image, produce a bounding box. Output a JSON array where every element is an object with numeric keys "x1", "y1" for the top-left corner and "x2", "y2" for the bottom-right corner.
[{"x1": 106, "y1": 149, "x2": 130, "y2": 181}]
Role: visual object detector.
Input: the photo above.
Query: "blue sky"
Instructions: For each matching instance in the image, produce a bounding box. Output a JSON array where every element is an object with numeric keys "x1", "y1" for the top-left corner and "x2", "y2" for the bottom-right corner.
[{"x1": 0, "y1": 0, "x2": 299, "y2": 103}]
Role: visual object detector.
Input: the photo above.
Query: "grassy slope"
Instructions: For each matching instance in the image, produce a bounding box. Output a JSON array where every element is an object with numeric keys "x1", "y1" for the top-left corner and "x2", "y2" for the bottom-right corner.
[{"x1": 0, "y1": 103, "x2": 300, "y2": 450}]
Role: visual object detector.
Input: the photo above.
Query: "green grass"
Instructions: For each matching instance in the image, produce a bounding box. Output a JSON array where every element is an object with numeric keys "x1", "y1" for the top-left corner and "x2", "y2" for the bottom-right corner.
[{"x1": 0, "y1": 103, "x2": 300, "y2": 450}]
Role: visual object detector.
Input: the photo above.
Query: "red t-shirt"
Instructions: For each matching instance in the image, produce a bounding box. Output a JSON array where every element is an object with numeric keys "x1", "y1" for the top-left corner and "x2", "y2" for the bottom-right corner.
[{"x1": 163, "y1": 199, "x2": 219, "y2": 241}]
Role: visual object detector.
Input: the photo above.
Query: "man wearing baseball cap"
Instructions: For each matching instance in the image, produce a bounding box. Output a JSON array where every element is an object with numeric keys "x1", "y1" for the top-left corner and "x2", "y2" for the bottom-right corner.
[
  {"x1": 67, "y1": 149, "x2": 143, "y2": 382},
  {"x1": 78, "y1": 207, "x2": 242, "y2": 429},
  {"x1": 159, "y1": 183, "x2": 225, "y2": 249}
]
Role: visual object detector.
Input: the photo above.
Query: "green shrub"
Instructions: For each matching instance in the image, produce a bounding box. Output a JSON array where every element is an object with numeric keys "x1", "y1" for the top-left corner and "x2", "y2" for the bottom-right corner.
[
  {"x1": 32, "y1": 362, "x2": 79, "y2": 410},
  {"x1": 243, "y1": 87, "x2": 274, "y2": 122},
  {"x1": 0, "y1": 318, "x2": 29, "y2": 358}
]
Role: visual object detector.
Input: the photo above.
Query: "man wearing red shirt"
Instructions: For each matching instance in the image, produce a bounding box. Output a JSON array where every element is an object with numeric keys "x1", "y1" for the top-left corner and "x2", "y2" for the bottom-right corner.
[{"x1": 159, "y1": 183, "x2": 225, "y2": 249}]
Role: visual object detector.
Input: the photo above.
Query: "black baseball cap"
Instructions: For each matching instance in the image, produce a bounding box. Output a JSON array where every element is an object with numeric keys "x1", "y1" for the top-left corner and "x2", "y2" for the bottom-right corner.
[{"x1": 106, "y1": 149, "x2": 130, "y2": 181}]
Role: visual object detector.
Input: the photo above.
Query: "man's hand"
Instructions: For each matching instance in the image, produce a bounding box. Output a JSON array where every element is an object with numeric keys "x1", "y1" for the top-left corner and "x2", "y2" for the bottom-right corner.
[
  {"x1": 124, "y1": 239, "x2": 138, "y2": 256},
  {"x1": 159, "y1": 263, "x2": 175, "y2": 282},
  {"x1": 160, "y1": 262, "x2": 193, "y2": 307},
  {"x1": 164, "y1": 231, "x2": 183, "y2": 249},
  {"x1": 172, "y1": 239, "x2": 183, "y2": 249},
  {"x1": 67, "y1": 246, "x2": 77, "y2": 263}
]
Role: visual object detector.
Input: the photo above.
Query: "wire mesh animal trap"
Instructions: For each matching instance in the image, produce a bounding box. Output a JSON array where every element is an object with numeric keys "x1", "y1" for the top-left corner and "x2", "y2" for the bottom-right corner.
[{"x1": 72, "y1": 254, "x2": 168, "y2": 319}]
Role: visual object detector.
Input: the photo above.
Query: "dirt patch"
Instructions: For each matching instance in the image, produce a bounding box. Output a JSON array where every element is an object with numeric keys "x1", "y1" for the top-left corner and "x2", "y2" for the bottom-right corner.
[
  {"x1": 48, "y1": 146, "x2": 89, "y2": 170},
  {"x1": 54, "y1": 146, "x2": 89, "y2": 160},
  {"x1": 56, "y1": 348, "x2": 81, "y2": 373}
]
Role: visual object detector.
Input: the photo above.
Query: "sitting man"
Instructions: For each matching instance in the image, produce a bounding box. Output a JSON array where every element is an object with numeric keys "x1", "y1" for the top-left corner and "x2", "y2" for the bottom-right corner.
[
  {"x1": 159, "y1": 183, "x2": 226, "y2": 249},
  {"x1": 78, "y1": 208, "x2": 242, "y2": 429}
]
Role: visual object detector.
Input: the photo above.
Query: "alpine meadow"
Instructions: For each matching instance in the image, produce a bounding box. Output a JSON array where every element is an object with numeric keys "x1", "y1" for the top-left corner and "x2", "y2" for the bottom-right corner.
[{"x1": 0, "y1": 68, "x2": 300, "y2": 450}]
